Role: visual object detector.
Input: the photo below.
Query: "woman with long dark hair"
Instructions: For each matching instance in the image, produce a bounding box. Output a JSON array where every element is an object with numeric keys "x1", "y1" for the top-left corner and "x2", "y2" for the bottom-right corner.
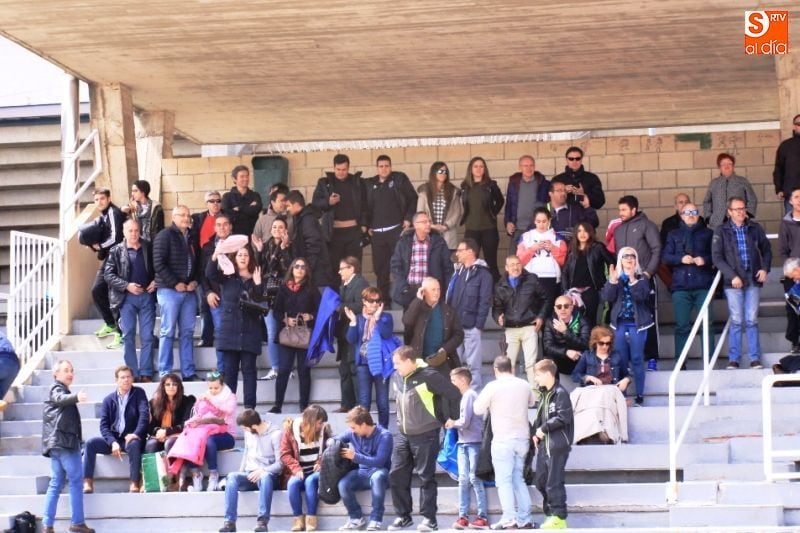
[
  {"x1": 460, "y1": 156, "x2": 504, "y2": 280},
  {"x1": 562, "y1": 221, "x2": 615, "y2": 327},
  {"x1": 145, "y1": 373, "x2": 196, "y2": 454},
  {"x1": 417, "y1": 161, "x2": 463, "y2": 252}
]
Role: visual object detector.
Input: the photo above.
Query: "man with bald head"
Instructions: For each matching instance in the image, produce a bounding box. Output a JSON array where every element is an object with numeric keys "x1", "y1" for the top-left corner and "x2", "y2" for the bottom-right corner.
[
  {"x1": 658, "y1": 193, "x2": 693, "y2": 290},
  {"x1": 153, "y1": 205, "x2": 201, "y2": 380},
  {"x1": 662, "y1": 201, "x2": 715, "y2": 363}
]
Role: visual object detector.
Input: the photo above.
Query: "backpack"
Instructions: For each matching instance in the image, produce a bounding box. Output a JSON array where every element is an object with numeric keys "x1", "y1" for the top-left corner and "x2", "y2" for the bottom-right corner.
[{"x1": 5, "y1": 511, "x2": 36, "y2": 533}]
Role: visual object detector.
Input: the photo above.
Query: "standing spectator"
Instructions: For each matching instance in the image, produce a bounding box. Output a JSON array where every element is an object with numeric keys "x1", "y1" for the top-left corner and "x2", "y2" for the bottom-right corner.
[
  {"x1": 222, "y1": 165, "x2": 263, "y2": 236},
  {"x1": 613, "y1": 195, "x2": 661, "y2": 371},
  {"x1": 711, "y1": 197, "x2": 771, "y2": 369},
  {"x1": 89, "y1": 188, "x2": 126, "y2": 348},
  {"x1": 280, "y1": 405, "x2": 332, "y2": 532},
  {"x1": 219, "y1": 409, "x2": 284, "y2": 533},
  {"x1": 548, "y1": 180, "x2": 599, "y2": 241},
  {"x1": 192, "y1": 190, "x2": 224, "y2": 348},
  {"x1": 543, "y1": 295, "x2": 591, "y2": 376},
  {"x1": 82, "y1": 365, "x2": 148, "y2": 493},
  {"x1": 516, "y1": 207, "x2": 567, "y2": 315},
  {"x1": 601, "y1": 248, "x2": 654, "y2": 406},
  {"x1": 492, "y1": 255, "x2": 548, "y2": 385},
  {"x1": 779, "y1": 186, "x2": 800, "y2": 353},
  {"x1": 562, "y1": 221, "x2": 615, "y2": 327},
  {"x1": 447, "y1": 238, "x2": 493, "y2": 390},
  {"x1": 473, "y1": 355, "x2": 536, "y2": 531},
  {"x1": 703, "y1": 153, "x2": 758, "y2": 229},
  {"x1": 388, "y1": 346, "x2": 461, "y2": 532},
  {"x1": 201, "y1": 214, "x2": 234, "y2": 373},
  {"x1": 773, "y1": 113, "x2": 800, "y2": 214},
  {"x1": 41, "y1": 360, "x2": 94, "y2": 533},
  {"x1": 0, "y1": 331, "x2": 20, "y2": 411},
  {"x1": 252, "y1": 184, "x2": 292, "y2": 243},
  {"x1": 444, "y1": 368, "x2": 488, "y2": 530},
  {"x1": 658, "y1": 193, "x2": 692, "y2": 290},
  {"x1": 206, "y1": 244, "x2": 265, "y2": 410},
  {"x1": 390, "y1": 212, "x2": 453, "y2": 308},
  {"x1": 312, "y1": 154, "x2": 367, "y2": 281},
  {"x1": 337, "y1": 406, "x2": 394, "y2": 531},
  {"x1": 662, "y1": 202, "x2": 715, "y2": 363},
  {"x1": 552, "y1": 146, "x2": 605, "y2": 210},
  {"x1": 271, "y1": 258, "x2": 321, "y2": 413},
  {"x1": 417, "y1": 161, "x2": 463, "y2": 253},
  {"x1": 154, "y1": 205, "x2": 200, "y2": 380},
  {"x1": 402, "y1": 277, "x2": 464, "y2": 377},
  {"x1": 344, "y1": 287, "x2": 394, "y2": 429},
  {"x1": 122, "y1": 179, "x2": 164, "y2": 243},
  {"x1": 145, "y1": 374, "x2": 196, "y2": 455},
  {"x1": 532, "y1": 359, "x2": 574, "y2": 531},
  {"x1": 366, "y1": 155, "x2": 418, "y2": 307},
  {"x1": 504, "y1": 155, "x2": 550, "y2": 254},
  {"x1": 104, "y1": 219, "x2": 156, "y2": 381},
  {"x1": 336, "y1": 257, "x2": 369, "y2": 413},
  {"x1": 460, "y1": 156, "x2": 505, "y2": 281},
  {"x1": 287, "y1": 190, "x2": 335, "y2": 288}
]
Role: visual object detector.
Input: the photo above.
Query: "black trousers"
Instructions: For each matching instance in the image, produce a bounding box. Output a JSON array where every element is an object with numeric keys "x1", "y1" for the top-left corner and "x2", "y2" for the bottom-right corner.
[
  {"x1": 336, "y1": 332, "x2": 358, "y2": 410},
  {"x1": 199, "y1": 287, "x2": 214, "y2": 345},
  {"x1": 644, "y1": 283, "x2": 660, "y2": 360},
  {"x1": 390, "y1": 429, "x2": 440, "y2": 522},
  {"x1": 581, "y1": 287, "x2": 601, "y2": 328},
  {"x1": 91, "y1": 264, "x2": 117, "y2": 327},
  {"x1": 534, "y1": 445, "x2": 570, "y2": 519},
  {"x1": 329, "y1": 226, "x2": 363, "y2": 283},
  {"x1": 372, "y1": 225, "x2": 403, "y2": 305},
  {"x1": 539, "y1": 277, "x2": 560, "y2": 319},
  {"x1": 784, "y1": 278, "x2": 799, "y2": 345},
  {"x1": 465, "y1": 227, "x2": 500, "y2": 282}
]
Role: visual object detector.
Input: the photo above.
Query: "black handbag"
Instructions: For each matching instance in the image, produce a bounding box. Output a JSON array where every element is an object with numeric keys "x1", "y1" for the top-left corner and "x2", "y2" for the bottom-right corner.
[{"x1": 238, "y1": 291, "x2": 269, "y2": 317}]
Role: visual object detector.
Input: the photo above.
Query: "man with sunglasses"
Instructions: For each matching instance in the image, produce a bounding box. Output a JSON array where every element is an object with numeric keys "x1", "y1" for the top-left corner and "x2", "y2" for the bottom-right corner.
[
  {"x1": 542, "y1": 296, "x2": 590, "y2": 376},
  {"x1": 504, "y1": 155, "x2": 550, "y2": 254},
  {"x1": 552, "y1": 146, "x2": 605, "y2": 210},
  {"x1": 662, "y1": 202, "x2": 715, "y2": 364},
  {"x1": 773, "y1": 113, "x2": 800, "y2": 214}
]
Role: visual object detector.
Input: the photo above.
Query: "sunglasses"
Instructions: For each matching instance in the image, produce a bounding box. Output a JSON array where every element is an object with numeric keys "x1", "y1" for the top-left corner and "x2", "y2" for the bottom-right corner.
[
  {"x1": 207, "y1": 199, "x2": 222, "y2": 203},
  {"x1": 795, "y1": 122, "x2": 800, "y2": 126},
  {"x1": 164, "y1": 382, "x2": 178, "y2": 387},
  {"x1": 363, "y1": 298, "x2": 381, "y2": 304},
  {"x1": 621, "y1": 254, "x2": 636, "y2": 259},
  {"x1": 554, "y1": 304, "x2": 572, "y2": 310},
  {"x1": 436, "y1": 169, "x2": 449, "y2": 175},
  {"x1": 682, "y1": 209, "x2": 699, "y2": 216},
  {"x1": 294, "y1": 264, "x2": 308, "y2": 270},
  {"x1": 597, "y1": 341, "x2": 612, "y2": 347},
  {"x1": 567, "y1": 156, "x2": 582, "y2": 161},
  {"x1": 207, "y1": 371, "x2": 221, "y2": 380}
]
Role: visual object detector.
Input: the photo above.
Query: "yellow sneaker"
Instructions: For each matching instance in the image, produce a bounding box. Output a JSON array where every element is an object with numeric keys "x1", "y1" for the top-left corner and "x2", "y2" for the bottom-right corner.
[{"x1": 541, "y1": 516, "x2": 567, "y2": 529}]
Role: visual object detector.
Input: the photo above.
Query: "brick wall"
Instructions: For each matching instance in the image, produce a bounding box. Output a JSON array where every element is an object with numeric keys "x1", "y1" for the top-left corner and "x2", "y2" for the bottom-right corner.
[{"x1": 160, "y1": 129, "x2": 783, "y2": 272}]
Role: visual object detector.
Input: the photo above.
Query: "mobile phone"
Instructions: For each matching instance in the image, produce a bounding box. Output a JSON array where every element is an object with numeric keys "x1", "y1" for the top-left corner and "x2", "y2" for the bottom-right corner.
[{"x1": 575, "y1": 194, "x2": 585, "y2": 203}]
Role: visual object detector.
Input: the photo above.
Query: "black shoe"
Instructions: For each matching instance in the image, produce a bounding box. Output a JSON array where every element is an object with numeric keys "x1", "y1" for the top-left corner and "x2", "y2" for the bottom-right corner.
[
  {"x1": 792, "y1": 344, "x2": 800, "y2": 354},
  {"x1": 268, "y1": 406, "x2": 282, "y2": 414},
  {"x1": 183, "y1": 374, "x2": 201, "y2": 382},
  {"x1": 634, "y1": 396, "x2": 644, "y2": 406},
  {"x1": 388, "y1": 516, "x2": 413, "y2": 530},
  {"x1": 196, "y1": 340, "x2": 213, "y2": 348},
  {"x1": 219, "y1": 521, "x2": 236, "y2": 532},
  {"x1": 254, "y1": 519, "x2": 268, "y2": 532}
]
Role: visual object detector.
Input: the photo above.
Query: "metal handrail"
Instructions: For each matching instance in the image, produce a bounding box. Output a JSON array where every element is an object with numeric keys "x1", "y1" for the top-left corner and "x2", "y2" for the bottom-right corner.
[
  {"x1": 59, "y1": 128, "x2": 101, "y2": 241},
  {"x1": 762, "y1": 374, "x2": 800, "y2": 482}
]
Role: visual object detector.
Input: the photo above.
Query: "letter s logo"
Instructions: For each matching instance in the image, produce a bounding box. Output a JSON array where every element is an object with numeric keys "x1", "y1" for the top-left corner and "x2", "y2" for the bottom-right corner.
[{"x1": 745, "y1": 11, "x2": 769, "y2": 38}]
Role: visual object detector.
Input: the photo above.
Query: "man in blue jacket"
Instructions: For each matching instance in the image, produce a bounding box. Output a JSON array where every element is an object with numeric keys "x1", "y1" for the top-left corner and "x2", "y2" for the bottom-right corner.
[
  {"x1": 504, "y1": 155, "x2": 550, "y2": 255},
  {"x1": 337, "y1": 406, "x2": 394, "y2": 531},
  {"x1": 82, "y1": 365, "x2": 149, "y2": 493}
]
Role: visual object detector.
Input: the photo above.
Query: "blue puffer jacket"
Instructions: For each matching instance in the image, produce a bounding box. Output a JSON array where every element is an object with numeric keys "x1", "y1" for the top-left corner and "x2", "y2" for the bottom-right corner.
[
  {"x1": 662, "y1": 220, "x2": 715, "y2": 292},
  {"x1": 600, "y1": 275, "x2": 654, "y2": 331}
]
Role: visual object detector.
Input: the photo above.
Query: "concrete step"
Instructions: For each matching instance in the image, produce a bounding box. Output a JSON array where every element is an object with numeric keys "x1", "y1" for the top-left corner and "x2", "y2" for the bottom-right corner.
[
  {"x1": 669, "y1": 504, "x2": 784, "y2": 527},
  {"x1": 0, "y1": 476, "x2": 49, "y2": 496},
  {"x1": 0, "y1": 206, "x2": 58, "y2": 227},
  {"x1": 0, "y1": 186, "x2": 58, "y2": 209},
  {"x1": 727, "y1": 435, "x2": 800, "y2": 463},
  {"x1": 718, "y1": 480, "x2": 800, "y2": 506},
  {"x1": 682, "y1": 462, "x2": 794, "y2": 482}
]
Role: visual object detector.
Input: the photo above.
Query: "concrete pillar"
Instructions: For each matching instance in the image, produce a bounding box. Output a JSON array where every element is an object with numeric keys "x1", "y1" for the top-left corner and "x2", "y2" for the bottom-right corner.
[
  {"x1": 775, "y1": 53, "x2": 800, "y2": 137},
  {"x1": 135, "y1": 110, "x2": 174, "y2": 203},
  {"x1": 89, "y1": 82, "x2": 138, "y2": 204}
]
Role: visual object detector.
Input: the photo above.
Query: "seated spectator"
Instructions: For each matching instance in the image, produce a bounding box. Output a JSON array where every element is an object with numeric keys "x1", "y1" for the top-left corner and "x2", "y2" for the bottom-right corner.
[
  {"x1": 145, "y1": 373, "x2": 196, "y2": 455},
  {"x1": 280, "y1": 404, "x2": 332, "y2": 532},
  {"x1": 336, "y1": 257, "x2": 369, "y2": 413},
  {"x1": 570, "y1": 326, "x2": 630, "y2": 444},
  {"x1": 206, "y1": 244, "x2": 266, "y2": 410},
  {"x1": 345, "y1": 287, "x2": 395, "y2": 429},
  {"x1": 703, "y1": 153, "x2": 758, "y2": 229},
  {"x1": 543, "y1": 295, "x2": 591, "y2": 376},
  {"x1": 600, "y1": 247, "x2": 654, "y2": 407},
  {"x1": 562, "y1": 221, "x2": 615, "y2": 327},
  {"x1": 272, "y1": 258, "x2": 321, "y2": 414},
  {"x1": 337, "y1": 406, "x2": 393, "y2": 531},
  {"x1": 219, "y1": 409, "x2": 284, "y2": 533},
  {"x1": 82, "y1": 365, "x2": 148, "y2": 493},
  {"x1": 0, "y1": 331, "x2": 20, "y2": 412},
  {"x1": 516, "y1": 207, "x2": 567, "y2": 316},
  {"x1": 122, "y1": 179, "x2": 164, "y2": 243}
]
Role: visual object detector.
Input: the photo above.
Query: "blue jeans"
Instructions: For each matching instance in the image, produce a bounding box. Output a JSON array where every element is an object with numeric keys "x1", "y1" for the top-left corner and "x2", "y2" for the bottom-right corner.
[
  {"x1": 0, "y1": 352, "x2": 21, "y2": 399},
  {"x1": 338, "y1": 468, "x2": 388, "y2": 522},
  {"x1": 614, "y1": 321, "x2": 648, "y2": 397},
  {"x1": 264, "y1": 310, "x2": 280, "y2": 369},
  {"x1": 210, "y1": 304, "x2": 225, "y2": 372},
  {"x1": 119, "y1": 292, "x2": 156, "y2": 377},
  {"x1": 458, "y1": 443, "x2": 487, "y2": 519},
  {"x1": 356, "y1": 365, "x2": 390, "y2": 429},
  {"x1": 157, "y1": 288, "x2": 197, "y2": 377},
  {"x1": 287, "y1": 471, "x2": 320, "y2": 516},
  {"x1": 224, "y1": 470, "x2": 279, "y2": 522},
  {"x1": 491, "y1": 438, "x2": 531, "y2": 525},
  {"x1": 43, "y1": 448, "x2": 84, "y2": 527},
  {"x1": 83, "y1": 436, "x2": 142, "y2": 482},
  {"x1": 188, "y1": 432, "x2": 235, "y2": 471},
  {"x1": 725, "y1": 286, "x2": 761, "y2": 363}
]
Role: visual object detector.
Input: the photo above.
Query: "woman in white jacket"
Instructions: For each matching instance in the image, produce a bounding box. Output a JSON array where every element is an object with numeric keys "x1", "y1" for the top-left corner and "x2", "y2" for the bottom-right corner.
[{"x1": 516, "y1": 207, "x2": 567, "y2": 316}]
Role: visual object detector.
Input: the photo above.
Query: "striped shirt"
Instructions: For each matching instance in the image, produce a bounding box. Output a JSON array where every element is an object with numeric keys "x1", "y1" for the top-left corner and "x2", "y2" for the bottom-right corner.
[{"x1": 293, "y1": 418, "x2": 322, "y2": 475}]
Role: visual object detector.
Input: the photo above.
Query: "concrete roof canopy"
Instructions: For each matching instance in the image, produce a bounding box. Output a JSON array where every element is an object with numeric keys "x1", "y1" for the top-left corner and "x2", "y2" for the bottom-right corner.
[{"x1": 0, "y1": 0, "x2": 795, "y2": 144}]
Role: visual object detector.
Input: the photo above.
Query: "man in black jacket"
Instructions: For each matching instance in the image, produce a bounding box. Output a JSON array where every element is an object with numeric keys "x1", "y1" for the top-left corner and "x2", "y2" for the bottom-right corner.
[
  {"x1": 779, "y1": 187, "x2": 800, "y2": 353},
  {"x1": 153, "y1": 205, "x2": 200, "y2": 380},
  {"x1": 200, "y1": 214, "x2": 233, "y2": 373},
  {"x1": 222, "y1": 165, "x2": 263, "y2": 236},
  {"x1": 773, "y1": 113, "x2": 800, "y2": 214},
  {"x1": 542, "y1": 295, "x2": 591, "y2": 376},
  {"x1": 552, "y1": 146, "x2": 605, "y2": 210},
  {"x1": 191, "y1": 190, "x2": 223, "y2": 347},
  {"x1": 104, "y1": 219, "x2": 156, "y2": 382},
  {"x1": 366, "y1": 155, "x2": 418, "y2": 307},
  {"x1": 89, "y1": 188, "x2": 126, "y2": 346},
  {"x1": 286, "y1": 190, "x2": 335, "y2": 288},
  {"x1": 492, "y1": 255, "x2": 548, "y2": 386}
]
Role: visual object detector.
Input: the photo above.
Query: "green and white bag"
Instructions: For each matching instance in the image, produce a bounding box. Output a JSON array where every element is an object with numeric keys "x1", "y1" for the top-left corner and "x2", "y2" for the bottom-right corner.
[{"x1": 141, "y1": 451, "x2": 169, "y2": 492}]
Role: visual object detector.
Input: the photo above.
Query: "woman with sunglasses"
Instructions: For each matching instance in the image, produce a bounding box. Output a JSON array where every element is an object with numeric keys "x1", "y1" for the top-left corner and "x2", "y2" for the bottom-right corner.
[
  {"x1": 272, "y1": 257, "x2": 321, "y2": 413},
  {"x1": 562, "y1": 221, "x2": 615, "y2": 327},
  {"x1": 600, "y1": 247, "x2": 654, "y2": 406},
  {"x1": 207, "y1": 243, "x2": 265, "y2": 410},
  {"x1": 460, "y1": 156, "x2": 504, "y2": 281},
  {"x1": 570, "y1": 325, "x2": 630, "y2": 444},
  {"x1": 417, "y1": 161, "x2": 463, "y2": 252},
  {"x1": 145, "y1": 373, "x2": 196, "y2": 454}
]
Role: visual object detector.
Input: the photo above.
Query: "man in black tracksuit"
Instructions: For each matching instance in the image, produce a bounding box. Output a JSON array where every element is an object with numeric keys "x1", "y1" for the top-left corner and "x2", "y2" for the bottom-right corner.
[
  {"x1": 773, "y1": 113, "x2": 800, "y2": 213},
  {"x1": 532, "y1": 359, "x2": 574, "y2": 529},
  {"x1": 286, "y1": 190, "x2": 335, "y2": 289},
  {"x1": 89, "y1": 188, "x2": 126, "y2": 342},
  {"x1": 778, "y1": 186, "x2": 800, "y2": 353}
]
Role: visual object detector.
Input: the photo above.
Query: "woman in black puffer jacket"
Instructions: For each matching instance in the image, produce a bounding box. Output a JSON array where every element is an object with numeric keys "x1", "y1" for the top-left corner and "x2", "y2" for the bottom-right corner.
[{"x1": 562, "y1": 221, "x2": 615, "y2": 327}]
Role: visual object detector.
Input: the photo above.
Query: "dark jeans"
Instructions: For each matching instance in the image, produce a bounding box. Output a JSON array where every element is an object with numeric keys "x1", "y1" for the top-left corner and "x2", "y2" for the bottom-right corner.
[
  {"x1": 465, "y1": 227, "x2": 500, "y2": 281},
  {"x1": 390, "y1": 429, "x2": 440, "y2": 522},
  {"x1": 223, "y1": 350, "x2": 258, "y2": 409},
  {"x1": 539, "y1": 277, "x2": 559, "y2": 319},
  {"x1": 276, "y1": 345, "x2": 311, "y2": 410},
  {"x1": 356, "y1": 365, "x2": 390, "y2": 429},
  {"x1": 329, "y1": 226, "x2": 363, "y2": 283},
  {"x1": 534, "y1": 446, "x2": 570, "y2": 520},
  {"x1": 581, "y1": 287, "x2": 600, "y2": 328},
  {"x1": 91, "y1": 265, "x2": 117, "y2": 327},
  {"x1": 644, "y1": 283, "x2": 660, "y2": 360},
  {"x1": 199, "y1": 287, "x2": 214, "y2": 346},
  {"x1": 339, "y1": 468, "x2": 389, "y2": 522},
  {"x1": 83, "y1": 435, "x2": 143, "y2": 482},
  {"x1": 372, "y1": 225, "x2": 403, "y2": 305},
  {"x1": 144, "y1": 435, "x2": 178, "y2": 454},
  {"x1": 337, "y1": 337, "x2": 357, "y2": 410},
  {"x1": 0, "y1": 352, "x2": 21, "y2": 399},
  {"x1": 784, "y1": 278, "x2": 799, "y2": 345}
]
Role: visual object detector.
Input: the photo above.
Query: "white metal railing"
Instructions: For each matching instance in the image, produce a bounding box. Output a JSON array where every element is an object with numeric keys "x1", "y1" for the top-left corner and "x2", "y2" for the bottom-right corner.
[
  {"x1": 762, "y1": 373, "x2": 800, "y2": 481},
  {"x1": 59, "y1": 128, "x2": 102, "y2": 242}
]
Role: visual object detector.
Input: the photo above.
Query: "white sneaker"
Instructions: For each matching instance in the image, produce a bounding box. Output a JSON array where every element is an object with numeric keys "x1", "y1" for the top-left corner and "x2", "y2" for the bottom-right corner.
[
  {"x1": 367, "y1": 521, "x2": 382, "y2": 531},
  {"x1": 206, "y1": 471, "x2": 220, "y2": 491},
  {"x1": 258, "y1": 369, "x2": 278, "y2": 381},
  {"x1": 188, "y1": 471, "x2": 203, "y2": 492},
  {"x1": 339, "y1": 517, "x2": 367, "y2": 530}
]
